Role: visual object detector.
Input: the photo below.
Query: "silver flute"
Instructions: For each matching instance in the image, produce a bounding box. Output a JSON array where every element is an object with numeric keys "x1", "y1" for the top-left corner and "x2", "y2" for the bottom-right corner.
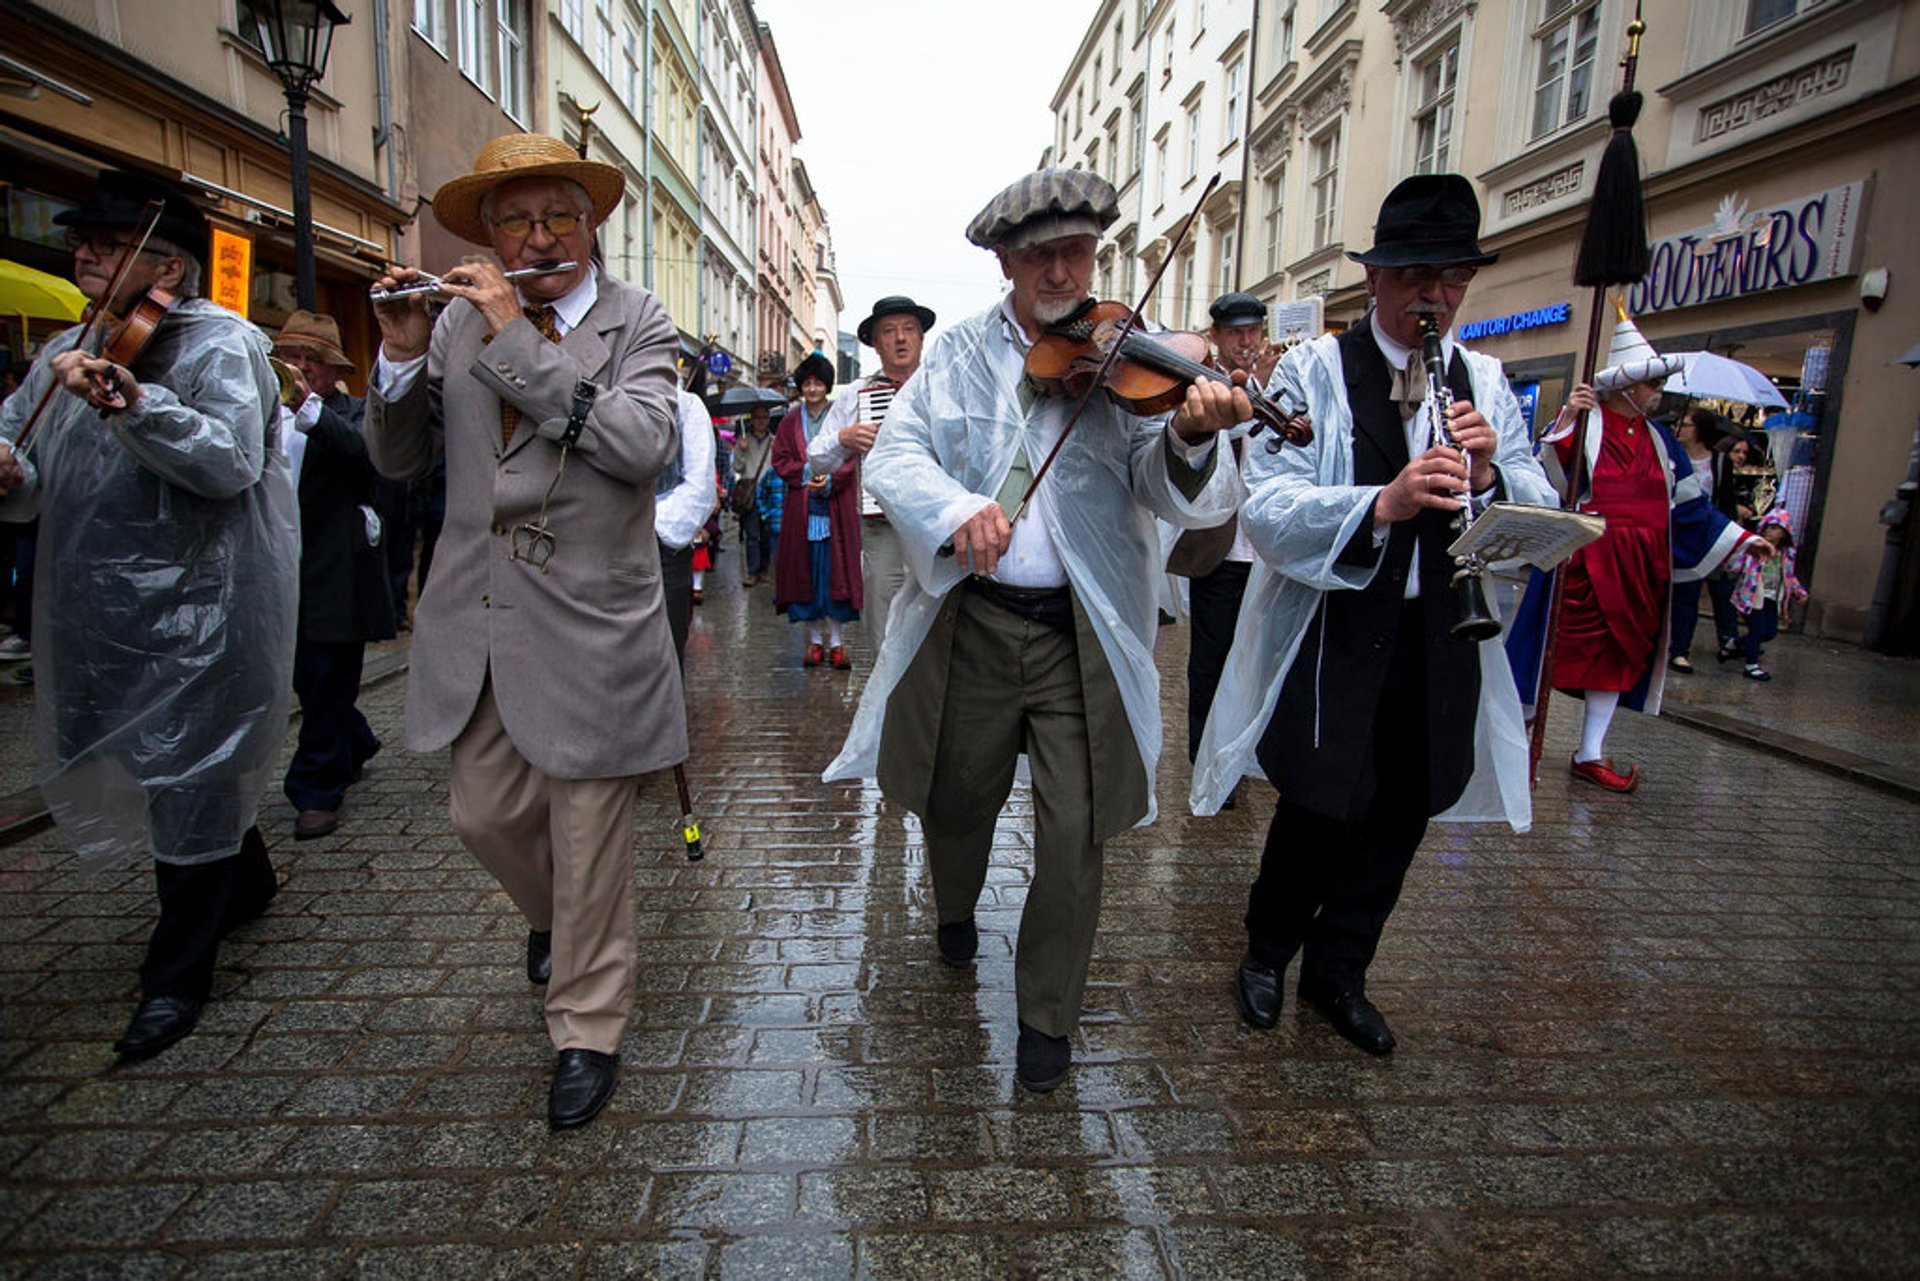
[{"x1": 369, "y1": 260, "x2": 578, "y2": 301}]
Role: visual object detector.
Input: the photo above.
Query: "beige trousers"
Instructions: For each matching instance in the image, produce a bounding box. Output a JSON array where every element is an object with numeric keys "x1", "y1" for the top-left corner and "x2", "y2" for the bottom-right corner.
[{"x1": 449, "y1": 680, "x2": 639, "y2": 1054}]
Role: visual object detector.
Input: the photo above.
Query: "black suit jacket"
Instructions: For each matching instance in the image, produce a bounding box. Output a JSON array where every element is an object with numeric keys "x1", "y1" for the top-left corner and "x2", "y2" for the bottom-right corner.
[
  {"x1": 1256, "y1": 324, "x2": 1490, "y2": 822},
  {"x1": 297, "y1": 389, "x2": 397, "y2": 645}
]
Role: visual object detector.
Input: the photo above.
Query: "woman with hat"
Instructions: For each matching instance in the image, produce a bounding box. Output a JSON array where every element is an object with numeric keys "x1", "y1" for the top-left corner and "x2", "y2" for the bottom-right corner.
[
  {"x1": 366, "y1": 133, "x2": 686, "y2": 1129},
  {"x1": 772, "y1": 351, "x2": 862, "y2": 668}
]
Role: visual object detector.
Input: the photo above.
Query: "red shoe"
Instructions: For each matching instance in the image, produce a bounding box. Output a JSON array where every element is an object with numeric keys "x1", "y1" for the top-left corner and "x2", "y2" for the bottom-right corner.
[
  {"x1": 1569, "y1": 756, "x2": 1640, "y2": 793},
  {"x1": 691, "y1": 588, "x2": 704, "y2": 605},
  {"x1": 804, "y1": 642, "x2": 824, "y2": 667},
  {"x1": 829, "y1": 645, "x2": 851, "y2": 670}
]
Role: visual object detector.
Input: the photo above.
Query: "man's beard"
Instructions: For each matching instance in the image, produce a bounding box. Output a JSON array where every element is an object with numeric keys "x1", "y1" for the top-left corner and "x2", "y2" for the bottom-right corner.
[{"x1": 1030, "y1": 293, "x2": 1086, "y2": 326}]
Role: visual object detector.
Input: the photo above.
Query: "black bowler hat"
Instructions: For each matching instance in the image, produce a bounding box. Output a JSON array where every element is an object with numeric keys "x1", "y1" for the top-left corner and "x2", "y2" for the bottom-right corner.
[
  {"x1": 856, "y1": 296, "x2": 936, "y2": 347},
  {"x1": 1347, "y1": 173, "x2": 1498, "y2": 269},
  {"x1": 54, "y1": 169, "x2": 210, "y2": 262},
  {"x1": 794, "y1": 351, "x2": 835, "y2": 391},
  {"x1": 1208, "y1": 292, "x2": 1267, "y2": 328}
]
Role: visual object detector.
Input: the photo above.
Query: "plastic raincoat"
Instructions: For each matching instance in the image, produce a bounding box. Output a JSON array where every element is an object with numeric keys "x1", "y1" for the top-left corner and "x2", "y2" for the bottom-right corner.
[
  {"x1": 821, "y1": 300, "x2": 1245, "y2": 824},
  {"x1": 0, "y1": 298, "x2": 298, "y2": 867},
  {"x1": 1189, "y1": 331, "x2": 1556, "y2": 828}
]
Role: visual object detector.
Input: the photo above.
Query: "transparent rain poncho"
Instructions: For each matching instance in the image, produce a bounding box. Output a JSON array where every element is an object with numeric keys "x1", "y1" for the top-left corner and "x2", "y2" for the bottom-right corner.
[
  {"x1": 1189, "y1": 331, "x2": 1558, "y2": 828},
  {"x1": 821, "y1": 301, "x2": 1244, "y2": 826},
  {"x1": 0, "y1": 298, "x2": 298, "y2": 868}
]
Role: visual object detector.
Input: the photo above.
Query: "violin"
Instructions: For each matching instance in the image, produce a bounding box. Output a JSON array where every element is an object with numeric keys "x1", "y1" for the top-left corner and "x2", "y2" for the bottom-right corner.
[
  {"x1": 85, "y1": 285, "x2": 180, "y2": 412},
  {"x1": 1025, "y1": 299, "x2": 1312, "y2": 449}
]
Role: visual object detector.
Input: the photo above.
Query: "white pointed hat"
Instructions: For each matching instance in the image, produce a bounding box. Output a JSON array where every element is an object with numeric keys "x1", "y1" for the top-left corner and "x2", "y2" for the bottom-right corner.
[{"x1": 1594, "y1": 300, "x2": 1685, "y2": 392}]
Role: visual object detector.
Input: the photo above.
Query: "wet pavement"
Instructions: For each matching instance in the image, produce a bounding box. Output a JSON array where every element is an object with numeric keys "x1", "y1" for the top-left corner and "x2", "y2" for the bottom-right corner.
[{"x1": 1, "y1": 562, "x2": 1917, "y2": 1277}]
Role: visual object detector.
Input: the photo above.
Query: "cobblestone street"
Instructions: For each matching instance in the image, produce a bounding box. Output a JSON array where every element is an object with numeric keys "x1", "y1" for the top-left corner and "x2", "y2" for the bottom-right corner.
[{"x1": 2, "y1": 565, "x2": 1917, "y2": 1277}]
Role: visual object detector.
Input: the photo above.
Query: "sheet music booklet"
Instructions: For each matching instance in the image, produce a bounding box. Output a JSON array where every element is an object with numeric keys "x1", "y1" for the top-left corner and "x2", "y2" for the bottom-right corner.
[{"x1": 1447, "y1": 502, "x2": 1605, "y2": 572}]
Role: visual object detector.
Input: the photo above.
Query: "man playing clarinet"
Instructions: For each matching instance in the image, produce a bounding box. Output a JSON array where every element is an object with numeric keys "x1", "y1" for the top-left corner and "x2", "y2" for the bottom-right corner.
[{"x1": 1192, "y1": 174, "x2": 1557, "y2": 1055}]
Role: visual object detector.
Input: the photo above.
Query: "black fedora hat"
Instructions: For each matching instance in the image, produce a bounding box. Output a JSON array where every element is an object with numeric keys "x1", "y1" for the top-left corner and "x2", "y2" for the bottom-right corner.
[
  {"x1": 1348, "y1": 173, "x2": 1498, "y2": 269},
  {"x1": 55, "y1": 169, "x2": 210, "y2": 262},
  {"x1": 856, "y1": 296, "x2": 935, "y2": 347}
]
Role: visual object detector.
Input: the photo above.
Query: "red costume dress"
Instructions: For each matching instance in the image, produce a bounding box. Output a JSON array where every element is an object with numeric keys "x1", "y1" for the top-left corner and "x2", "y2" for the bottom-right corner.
[{"x1": 1551, "y1": 405, "x2": 1671, "y2": 693}]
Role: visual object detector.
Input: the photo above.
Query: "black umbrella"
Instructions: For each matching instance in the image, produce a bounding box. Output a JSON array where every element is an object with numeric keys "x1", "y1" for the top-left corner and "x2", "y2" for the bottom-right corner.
[{"x1": 705, "y1": 385, "x2": 788, "y2": 416}]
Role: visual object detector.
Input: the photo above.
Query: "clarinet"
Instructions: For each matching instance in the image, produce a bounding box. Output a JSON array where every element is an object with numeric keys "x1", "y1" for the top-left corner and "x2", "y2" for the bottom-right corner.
[{"x1": 1416, "y1": 311, "x2": 1502, "y2": 642}]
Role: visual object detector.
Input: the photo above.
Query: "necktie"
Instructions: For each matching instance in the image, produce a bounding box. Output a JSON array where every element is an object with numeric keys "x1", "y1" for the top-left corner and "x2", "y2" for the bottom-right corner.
[
  {"x1": 1389, "y1": 357, "x2": 1426, "y2": 421},
  {"x1": 501, "y1": 304, "x2": 564, "y2": 449}
]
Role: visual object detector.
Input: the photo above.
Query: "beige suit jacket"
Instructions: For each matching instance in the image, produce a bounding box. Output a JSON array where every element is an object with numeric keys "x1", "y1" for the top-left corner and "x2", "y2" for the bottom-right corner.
[{"x1": 366, "y1": 275, "x2": 689, "y2": 779}]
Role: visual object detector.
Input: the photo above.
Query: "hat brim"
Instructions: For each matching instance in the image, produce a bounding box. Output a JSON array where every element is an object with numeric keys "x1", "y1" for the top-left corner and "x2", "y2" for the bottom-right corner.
[
  {"x1": 275, "y1": 334, "x2": 356, "y2": 370},
  {"x1": 432, "y1": 159, "x2": 627, "y2": 246},
  {"x1": 857, "y1": 305, "x2": 935, "y2": 346},
  {"x1": 1595, "y1": 353, "x2": 1687, "y2": 392},
  {"x1": 1348, "y1": 244, "x2": 1500, "y2": 269}
]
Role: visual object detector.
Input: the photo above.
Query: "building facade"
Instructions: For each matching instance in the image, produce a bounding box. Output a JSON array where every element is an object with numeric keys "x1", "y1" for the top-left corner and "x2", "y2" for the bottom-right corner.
[
  {"x1": 696, "y1": 0, "x2": 759, "y2": 383},
  {"x1": 754, "y1": 20, "x2": 799, "y2": 386}
]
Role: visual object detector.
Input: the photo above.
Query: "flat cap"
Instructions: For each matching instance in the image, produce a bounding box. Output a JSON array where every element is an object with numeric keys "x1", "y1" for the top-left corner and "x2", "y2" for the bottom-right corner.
[
  {"x1": 966, "y1": 168, "x2": 1120, "y2": 251},
  {"x1": 1208, "y1": 292, "x2": 1267, "y2": 328}
]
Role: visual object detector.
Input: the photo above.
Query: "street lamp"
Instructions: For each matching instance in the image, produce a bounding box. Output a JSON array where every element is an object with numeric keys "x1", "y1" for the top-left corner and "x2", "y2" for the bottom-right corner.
[{"x1": 240, "y1": 0, "x2": 350, "y2": 311}]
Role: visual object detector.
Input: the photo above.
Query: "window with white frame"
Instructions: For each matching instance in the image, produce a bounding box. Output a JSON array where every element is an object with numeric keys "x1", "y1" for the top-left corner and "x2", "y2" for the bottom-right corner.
[
  {"x1": 1274, "y1": 1, "x2": 1296, "y2": 65},
  {"x1": 1112, "y1": 20, "x2": 1123, "y2": 72},
  {"x1": 498, "y1": 0, "x2": 530, "y2": 122},
  {"x1": 1185, "y1": 101, "x2": 1201, "y2": 179},
  {"x1": 621, "y1": 25, "x2": 640, "y2": 112},
  {"x1": 1162, "y1": 16, "x2": 1175, "y2": 78},
  {"x1": 1076, "y1": 87, "x2": 1084, "y2": 136},
  {"x1": 1412, "y1": 40, "x2": 1458, "y2": 174},
  {"x1": 1093, "y1": 54, "x2": 1103, "y2": 97},
  {"x1": 560, "y1": 0, "x2": 583, "y2": 41},
  {"x1": 1310, "y1": 121, "x2": 1340, "y2": 249},
  {"x1": 1262, "y1": 165, "x2": 1286, "y2": 275},
  {"x1": 593, "y1": 0, "x2": 615, "y2": 82},
  {"x1": 1218, "y1": 229, "x2": 1235, "y2": 294},
  {"x1": 1531, "y1": 0, "x2": 1599, "y2": 140},
  {"x1": 1105, "y1": 120, "x2": 1120, "y2": 184},
  {"x1": 456, "y1": 0, "x2": 488, "y2": 89},
  {"x1": 1154, "y1": 133, "x2": 1169, "y2": 207},
  {"x1": 1128, "y1": 86, "x2": 1145, "y2": 177},
  {"x1": 1086, "y1": 140, "x2": 1099, "y2": 176},
  {"x1": 1746, "y1": 0, "x2": 1827, "y2": 34},
  {"x1": 413, "y1": 0, "x2": 446, "y2": 47},
  {"x1": 1224, "y1": 57, "x2": 1244, "y2": 145}
]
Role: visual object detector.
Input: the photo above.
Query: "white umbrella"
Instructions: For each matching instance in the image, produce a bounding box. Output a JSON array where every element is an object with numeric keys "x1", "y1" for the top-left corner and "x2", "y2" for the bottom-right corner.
[{"x1": 1662, "y1": 350, "x2": 1789, "y2": 408}]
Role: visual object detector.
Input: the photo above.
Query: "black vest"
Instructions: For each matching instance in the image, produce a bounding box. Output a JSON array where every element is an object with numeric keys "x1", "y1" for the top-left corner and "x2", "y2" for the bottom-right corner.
[{"x1": 1256, "y1": 325, "x2": 1485, "y2": 821}]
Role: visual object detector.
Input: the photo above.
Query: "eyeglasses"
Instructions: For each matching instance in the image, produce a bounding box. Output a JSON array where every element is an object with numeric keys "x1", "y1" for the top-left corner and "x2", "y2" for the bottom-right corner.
[
  {"x1": 489, "y1": 211, "x2": 583, "y2": 240},
  {"x1": 1391, "y1": 265, "x2": 1478, "y2": 288},
  {"x1": 63, "y1": 229, "x2": 160, "y2": 256}
]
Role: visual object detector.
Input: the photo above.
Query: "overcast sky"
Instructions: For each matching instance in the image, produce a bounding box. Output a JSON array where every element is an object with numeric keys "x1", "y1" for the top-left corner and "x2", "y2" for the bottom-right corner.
[{"x1": 753, "y1": 0, "x2": 1100, "y2": 375}]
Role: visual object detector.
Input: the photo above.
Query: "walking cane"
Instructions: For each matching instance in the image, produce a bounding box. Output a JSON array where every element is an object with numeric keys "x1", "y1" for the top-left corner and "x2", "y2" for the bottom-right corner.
[{"x1": 1528, "y1": 2, "x2": 1652, "y2": 783}]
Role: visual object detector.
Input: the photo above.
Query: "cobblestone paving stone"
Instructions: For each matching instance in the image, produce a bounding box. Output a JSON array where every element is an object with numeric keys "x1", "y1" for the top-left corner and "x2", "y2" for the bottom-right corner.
[{"x1": 1, "y1": 567, "x2": 1917, "y2": 1277}]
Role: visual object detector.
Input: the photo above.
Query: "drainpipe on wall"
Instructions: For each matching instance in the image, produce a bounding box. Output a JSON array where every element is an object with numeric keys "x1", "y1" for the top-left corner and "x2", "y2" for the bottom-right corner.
[
  {"x1": 642, "y1": 0, "x2": 655, "y2": 293},
  {"x1": 371, "y1": 0, "x2": 396, "y2": 201}
]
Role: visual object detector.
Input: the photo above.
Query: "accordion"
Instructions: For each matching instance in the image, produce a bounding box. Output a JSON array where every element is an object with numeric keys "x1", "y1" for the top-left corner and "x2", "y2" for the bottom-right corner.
[{"x1": 854, "y1": 379, "x2": 898, "y2": 518}]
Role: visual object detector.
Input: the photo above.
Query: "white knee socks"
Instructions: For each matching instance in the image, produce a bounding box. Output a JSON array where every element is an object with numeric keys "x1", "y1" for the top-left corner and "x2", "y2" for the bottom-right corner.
[{"x1": 1575, "y1": 689, "x2": 1620, "y2": 764}]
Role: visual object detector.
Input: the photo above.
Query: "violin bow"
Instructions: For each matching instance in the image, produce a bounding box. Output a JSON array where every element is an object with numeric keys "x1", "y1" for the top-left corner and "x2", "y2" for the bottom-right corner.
[
  {"x1": 13, "y1": 199, "x2": 168, "y2": 457},
  {"x1": 1003, "y1": 173, "x2": 1222, "y2": 530}
]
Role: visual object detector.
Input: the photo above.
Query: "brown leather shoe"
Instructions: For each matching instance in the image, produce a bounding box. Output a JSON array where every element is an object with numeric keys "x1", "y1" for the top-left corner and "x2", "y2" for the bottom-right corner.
[
  {"x1": 294, "y1": 809, "x2": 340, "y2": 840},
  {"x1": 1569, "y1": 756, "x2": 1640, "y2": 793}
]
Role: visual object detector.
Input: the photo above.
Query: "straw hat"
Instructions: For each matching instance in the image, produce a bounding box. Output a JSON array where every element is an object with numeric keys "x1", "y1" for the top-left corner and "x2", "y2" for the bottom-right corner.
[
  {"x1": 273, "y1": 309, "x2": 355, "y2": 370},
  {"x1": 432, "y1": 134, "x2": 627, "y2": 247},
  {"x1": 1594, "y1": 302, "x2": 1685, "y2": 392}
]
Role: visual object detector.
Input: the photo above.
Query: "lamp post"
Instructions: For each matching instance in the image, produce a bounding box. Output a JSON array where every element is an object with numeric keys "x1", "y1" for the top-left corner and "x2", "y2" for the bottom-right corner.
[{"x1": 240, "y1": 0, "x2": 350, "y2": 311}]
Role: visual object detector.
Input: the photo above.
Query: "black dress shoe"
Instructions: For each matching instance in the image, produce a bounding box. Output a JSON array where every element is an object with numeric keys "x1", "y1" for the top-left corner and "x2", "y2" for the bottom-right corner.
[
  {"x1": 526, "y1": 930, "x2": 552, "y2": 986},
  {"x1": 1235, "y1": 955, "x2": 1283, "y2": 1029},
  {"x1": 936, "y1": 917, "x2": 977, "y2": 967},
  {"x1": 1299, "y1": 982, "x2": 1396, "y2": 1055},
  {"x1": 293, "y1": 809, "x2": 339, "y2": 840},
  {"x1": 548, "y1": 1048, "x2": 618, "y2": 1129},
  {"x1": 113, "y1": 996, "x2": 204, "y2": 1059},
  {"x1": 1015, "y1": 1021, "x2": 1071, "y2": 1093}
]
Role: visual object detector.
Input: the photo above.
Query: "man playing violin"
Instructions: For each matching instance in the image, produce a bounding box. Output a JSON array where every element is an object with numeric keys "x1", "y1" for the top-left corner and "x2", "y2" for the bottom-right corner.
[
  {"x1": 1192, "y1": 174, "x2": 1558, "y2": 1055},
  {"x1": 0, "y1": 168, "x2": 298, "y2": 1060},
  {"x1": 366, "y1": 133, "x2": 685, "y2": 1131},
  {"x1": 822, "y1": 168, "x2": 1249, "y2": 1092}
]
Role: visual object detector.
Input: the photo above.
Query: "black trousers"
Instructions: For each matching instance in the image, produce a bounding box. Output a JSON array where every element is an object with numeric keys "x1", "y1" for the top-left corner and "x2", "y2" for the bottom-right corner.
[
  {"x1": 1246, "y1": 605, "x2": 1433, "y2": 991},
  {"x1": 659, "y1": 541, "x2": 693, "y2": 667},
  {"x1": 141, "y1": 826, "x2": 277, "y2": 1000},
  {"x1": 1186, "y1": 559, "x2": 1250, "y2": 760},
  {"x1": 285, "y1": 639, "x2": 378, "y2": 813}
]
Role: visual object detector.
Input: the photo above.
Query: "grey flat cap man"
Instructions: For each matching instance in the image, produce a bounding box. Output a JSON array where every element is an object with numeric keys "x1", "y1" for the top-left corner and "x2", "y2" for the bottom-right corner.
[{"x1": 966, "y1": 168, "x2": 1121, "y2": 251}]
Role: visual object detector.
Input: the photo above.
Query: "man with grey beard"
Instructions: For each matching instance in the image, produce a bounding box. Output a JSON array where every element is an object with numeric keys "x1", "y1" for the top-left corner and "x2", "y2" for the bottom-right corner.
[{"x1": 821, "y1": 168, "x2": 1248, "y2": 1092}]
